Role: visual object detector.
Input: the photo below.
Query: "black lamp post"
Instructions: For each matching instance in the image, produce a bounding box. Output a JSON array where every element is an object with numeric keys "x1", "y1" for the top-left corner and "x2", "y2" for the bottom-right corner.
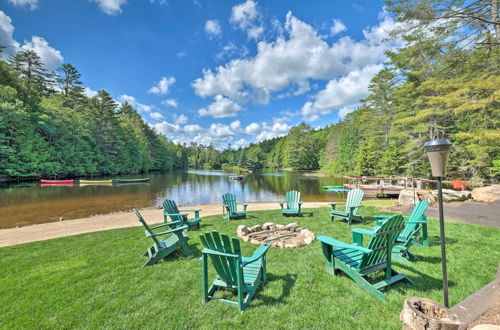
[{"x1": 423, "y1": 139, "x2": 452, "y2": 307}]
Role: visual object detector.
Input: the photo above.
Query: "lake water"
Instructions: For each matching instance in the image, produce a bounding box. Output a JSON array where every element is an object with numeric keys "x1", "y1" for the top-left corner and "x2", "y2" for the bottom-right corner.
[{"x1": 0, "y1": 170, "x2": 350, "y2": 229}]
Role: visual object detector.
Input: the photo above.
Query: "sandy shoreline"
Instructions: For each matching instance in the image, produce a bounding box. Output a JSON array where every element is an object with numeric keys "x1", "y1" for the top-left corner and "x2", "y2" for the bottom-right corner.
[{"x1": 0, "y1": 202, "x2": 331, "y2": 248}]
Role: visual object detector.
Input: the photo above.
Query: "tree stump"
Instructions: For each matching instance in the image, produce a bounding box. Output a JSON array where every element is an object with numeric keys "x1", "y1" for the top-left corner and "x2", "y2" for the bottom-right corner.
[{"x1": 401, "y1": 297, "x2": 462, "y2": 330}]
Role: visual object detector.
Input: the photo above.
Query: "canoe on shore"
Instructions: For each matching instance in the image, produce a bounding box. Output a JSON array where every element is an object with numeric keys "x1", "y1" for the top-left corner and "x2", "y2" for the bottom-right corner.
[
  {"x1": 322, "y1": 185, "x2": 349, "y2": 192},
  {"x1": 41, "y1": 179, "x2": 74, "y2": 184},
  {"x1": 79, "y1": 180, "x2": 113, "y2": 184},
  {"x1": 115, "y1": 178, "x2": 150, "y2": 183}
]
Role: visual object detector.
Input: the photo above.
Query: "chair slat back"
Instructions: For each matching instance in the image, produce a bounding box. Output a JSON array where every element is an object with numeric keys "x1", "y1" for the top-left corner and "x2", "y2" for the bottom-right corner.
[
  {"x1": 133, "y1": 209, "x2": 160, "y2": 246},
  {"x1": 163, "y1": 199, "x2": 183, "y2": 224},
  {"x1": 200, "y1": 231, "x2": 242, "y2": 286},
  {"x1": 222, "y1": 193, "x2": 238, "y2": 214},
  {"x1": 359, "y1": 215, "x2": 405, "y2": 270},
  {"x1": 346, "y1": 189, "x2": 364, "y2": 215},
  {"x1": 401, "y1": 200, "x2": 428, "y2": 238},
  {"x1": 286, "y1": 190, "x2": 301, "y2": 210}
]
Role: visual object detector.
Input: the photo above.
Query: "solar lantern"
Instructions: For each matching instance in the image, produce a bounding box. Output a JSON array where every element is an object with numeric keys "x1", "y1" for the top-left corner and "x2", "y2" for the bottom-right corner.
[{"x1": 423, "y1": 139, "x2": 452, "y2": 307}]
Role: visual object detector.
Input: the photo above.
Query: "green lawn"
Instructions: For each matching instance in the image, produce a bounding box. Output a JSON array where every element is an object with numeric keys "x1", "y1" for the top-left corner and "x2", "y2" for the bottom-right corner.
[{"x1": 1, "y1": 205, "x2": 498, "y2": 329}]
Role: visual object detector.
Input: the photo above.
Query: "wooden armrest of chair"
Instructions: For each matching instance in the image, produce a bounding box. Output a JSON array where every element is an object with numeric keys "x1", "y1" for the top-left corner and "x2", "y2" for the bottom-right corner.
[
  {"x1": 151, "y1": 221, "x2": 182, "y2": 229},
  {"x1": 147, "y1": 225, "x2": 188, "y2": 237},
  {"x1": 317, "y1": 236, "x2": 372, "y2": 253},
  {"x1": 241, "y1": 244, "x2": 271, "y2": 267}
]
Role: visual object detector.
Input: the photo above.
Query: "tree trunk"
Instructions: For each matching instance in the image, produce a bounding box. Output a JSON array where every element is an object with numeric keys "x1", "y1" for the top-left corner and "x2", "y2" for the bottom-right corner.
[
  {"x1": 400, "y1": 297, "x2": 462, "y2": 330},
  {"x1": 493, "y1": 0, "x2": 500, "y2": 44}
]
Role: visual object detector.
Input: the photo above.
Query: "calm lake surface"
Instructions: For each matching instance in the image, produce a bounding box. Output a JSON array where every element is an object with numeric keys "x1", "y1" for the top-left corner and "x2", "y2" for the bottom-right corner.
[{"x1": 0, "y1": 170, "x2": 351, "y2": 229}]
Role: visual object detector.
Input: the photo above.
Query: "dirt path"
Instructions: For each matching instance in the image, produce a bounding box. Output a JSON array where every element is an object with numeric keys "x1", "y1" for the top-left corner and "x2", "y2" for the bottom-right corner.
[{"x1": 0, "y1": 202, "x2": 330, "y2": 248}]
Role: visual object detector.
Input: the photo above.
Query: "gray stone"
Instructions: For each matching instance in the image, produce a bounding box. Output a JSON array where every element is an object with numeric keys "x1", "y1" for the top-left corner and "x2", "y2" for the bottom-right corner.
[
  {"x1": 249, "y1": 225, "x2": 262, "y2": 233},
  {"x1": 237, "y1": 225, "x2": 250, "y2": 236},
  {"x1": 433, "y1": 189, "x2": 471, "y2": 202},
  {"x1": 398, "y1": 189, "x2": 420, "y2": 206},
  {"x1": 262, "y1": 222, "x2": 275, "y2": 230}
]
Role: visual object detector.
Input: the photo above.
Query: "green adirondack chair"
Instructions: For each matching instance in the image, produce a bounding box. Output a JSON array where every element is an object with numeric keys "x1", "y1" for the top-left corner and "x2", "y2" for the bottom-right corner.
[
  {"x1": 280, "y1": 190, "x2": 302, "y2": 216},
  {"x1": 374, "y1": 200, "x2": 429, "y2": 262},
  {"x1": 200, "y1": 230, "x2": 271, "y2": 312},
  {"x1": 163, "y1": 199, "x2": 201, "y2": 230},
  {"x1": 222, "y1": 193, "x2": 247, "y2": 220},
  {"x1": 133, "y1": 209, "x2": 192, "y2": 267},
  {"x1": 330, "y1": 188, "x2": 364, "y2": 225},
  {"x1": 317, "y1": 214, "x2": 413, "y2": 301}
]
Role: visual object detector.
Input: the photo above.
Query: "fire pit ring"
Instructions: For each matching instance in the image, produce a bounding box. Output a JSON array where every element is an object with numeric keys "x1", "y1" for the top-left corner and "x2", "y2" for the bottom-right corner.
[{"x1": 237, "y1": 222, "x2": 315, "y2": 248}]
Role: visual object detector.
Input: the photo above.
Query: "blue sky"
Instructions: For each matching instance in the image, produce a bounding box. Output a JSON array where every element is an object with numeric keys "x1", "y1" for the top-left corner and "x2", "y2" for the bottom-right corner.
[{"x1": 0, "y1": 0, "x2": 401, "y2": 148}]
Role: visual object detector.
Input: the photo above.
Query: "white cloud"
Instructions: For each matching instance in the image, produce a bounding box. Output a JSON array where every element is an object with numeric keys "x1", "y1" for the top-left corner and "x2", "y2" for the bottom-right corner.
[
  {"x1": 255, "y1": 122, "x2": 290, "y2": 142},
  {"x1": 148, "y1": 76, "x2": 176, "y2": 95},
  {"x1": 231, "y1": 0, "x2": 258, "y2": 29},
  {"x1": 0, "y1": 11, "x2": 20, "y2": 58},
  {"x1": 173, "y1": 113, "x2": 188, "y2": 124},
  {"x1": 151, "y1": 121, "x2": 181, "y2": 135},
  {"x1": 198, "y1": 95, "x2": 242, "y2": 118},
  {"x1": 119, "y1": 94, "x2": 152, "y2": 112},
  {"x1": 233, "y1": 138, "x2": 249, "y2": 148},
  {"x1": 0, "y1": 12, "x2": 64, "y2": 71},
  {"x1": 330, "y1": 19, "x2": 347, "y2": 35},
  {"x1": 193, "y1": 10, "x2": 402, "y2": 120},
  {"x1": 7, "y1": 0, "x2": 37, "y2": 10},
  {"x1": 230, "y1": 0, "x2": 263, "y2": 40},
  {"x1": 184, "y1": 124, "x2": 203, "y2": 134},
  {"x1": 301, "y1": 64, "x2": 383, "y2": 121},
  {"x1": 205, "y1": 20, "x2": 221, "y2": 38},
  {"x1": 21, "y1": 36, "x2": 64, "y2": 71},
  {"x1": 93, "y1": 0, "x2": 127, "y2": 15},
  {"x1": 244, "y1": 122, "x2": 261, "y2": 135},
  {"x1": 150, "y1": 112, "x2": 164, "y2": 121},
  {"x1": 83, "y1": 87, "x2": 98, "y2": 98},
  {"x1": 161, "y1": 98, "x2": 178, "y2": 107}
]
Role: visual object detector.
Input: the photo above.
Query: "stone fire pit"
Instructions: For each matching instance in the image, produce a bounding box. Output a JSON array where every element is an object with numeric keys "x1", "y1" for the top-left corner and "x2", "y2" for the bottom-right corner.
[{"x1": 237, "y1": 222, "x2": 315, "y2": 248}]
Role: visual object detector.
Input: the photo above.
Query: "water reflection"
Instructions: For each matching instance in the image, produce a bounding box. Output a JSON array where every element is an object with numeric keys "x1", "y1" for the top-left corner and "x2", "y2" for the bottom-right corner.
[{"x1": 0, "y1": 170, "x2": 348, "y2": 228}]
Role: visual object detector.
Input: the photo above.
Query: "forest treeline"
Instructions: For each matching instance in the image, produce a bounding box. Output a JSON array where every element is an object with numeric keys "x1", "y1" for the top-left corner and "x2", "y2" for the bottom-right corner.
[
  {"x1": 0, "y1": 48, "x2": 187, "y2": 180},
  {"x1": 188, "y1": 1, "x2": 499, "y2": 183},
  {"x1": 1, "y1": 0, "x2": 498, "y2": 183}
]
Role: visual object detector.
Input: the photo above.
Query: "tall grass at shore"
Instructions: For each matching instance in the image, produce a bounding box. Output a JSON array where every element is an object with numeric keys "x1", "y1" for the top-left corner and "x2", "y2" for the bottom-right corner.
[{"x1": 0, "y1": 206, "x2": 498, "y2": 329}]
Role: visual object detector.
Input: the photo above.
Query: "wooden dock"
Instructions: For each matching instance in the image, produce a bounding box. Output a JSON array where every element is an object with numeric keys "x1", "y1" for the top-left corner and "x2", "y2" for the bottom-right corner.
[{"x1": 343, "y1": 176, "x2": 454, "y2": 197}]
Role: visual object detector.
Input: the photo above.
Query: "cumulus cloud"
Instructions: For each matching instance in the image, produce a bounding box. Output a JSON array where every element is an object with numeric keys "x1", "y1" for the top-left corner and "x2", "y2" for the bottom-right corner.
[
  {"x1": 83, "y1": 87, "x2": 98, "y2": 98},
  {"x1": 193, "y1": 11, "x2": 402, "y2": 120},
  {"x1": 119, "y1": 94, "x2": 152, "y2": 112},
  {"x1": 150, "y1": 112, "x2": 165, "y2": 121},
  {"x1": 0, "y1": 11, "x2": 20, "y2": 58},
  {"x1": 151, "y1": 121, "x2": 181, "y2": 135},
  {"x1": 21, "y1": 36, "x2": 64, "y2": 71},
  {"x1": 230, "y1": 0, "x2": 263, "y2": 40},
  {"x1": 162, "y1": 98, "x2": 178, "y2": 107},
  {"x1": 233, "y1": 138, "x2": 249, "y2": 148},
  {"x1": 7, "y1": 0, "x2": 38, "y2": 10},
  {"x1": 148, "y1": 76, "x2": 176, "y2": 95},
  {"x1": 0, "y1": 12, "x2": 65, "y2": 70},
  {"x1": 184, "y1": 124, "x2": 203, "y2": 134},
  {"x1": 205, "y1": 20, "x2": 221, "y2": 38},
  {"x1": 198, "y1": 95, "x2": 242, "y2": 118},
  {"x1": 244, "y1": 122, "x2": 261, "y2": 135},
  {"x1": 93, "y1": 0, "x2": 127, "y2": 15},
  {"x1": 301, "y1": 64, "x2": 383, "y2": 121},
  {"x1": 255, "y1": 122, "x2": 290, "y2": 142},
  {"x1": 173, "y1": 113, "x2": 188, "y2": 124},
  {"x1": 330, "y1": 19, "x2": 347, "y2": 35}
]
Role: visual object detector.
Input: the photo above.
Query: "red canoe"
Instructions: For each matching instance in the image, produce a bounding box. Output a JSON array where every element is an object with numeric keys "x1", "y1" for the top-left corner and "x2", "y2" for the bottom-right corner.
[{"x1": 40, "y1": 179, "x2": 74, "y2": 184}]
